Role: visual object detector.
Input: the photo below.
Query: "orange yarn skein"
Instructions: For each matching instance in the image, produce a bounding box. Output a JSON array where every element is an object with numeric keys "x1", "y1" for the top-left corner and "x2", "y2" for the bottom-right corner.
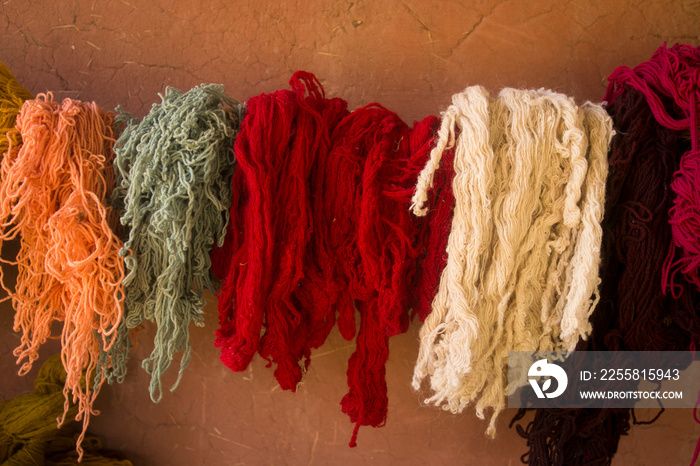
[{"x1": 0, "y1": 94, "x2": 125, "y2": 461}]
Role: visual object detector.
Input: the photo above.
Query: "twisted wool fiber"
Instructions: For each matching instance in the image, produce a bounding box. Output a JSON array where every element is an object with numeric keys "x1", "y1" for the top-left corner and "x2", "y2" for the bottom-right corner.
[
  {"x1": 0, "y1": 94, "x2": 124, "y2": 461},
  {"x1": 211, "y1": 72, "x2": 348, "y2": 390},
  {"x1": 110, "y1": 84, "x2": 238, "y2": 402},
  {"x1": 0, "y1": 354, "x2": 133, "y2": 466},
  {"x1": 412, "y1": 117, "x2": 456, "y2": 323},
  {"x1": 211, "y1": 72, "x2": 452, "y2": 445},
  {"x1": 411, "y1": 86, "x2": 612, "y2": 436},
  {"x1": 604, "y1": 43, "x2": 700, "y2": 293},
  {"x1": 315, "y1": 107, "x2": 441, "y2": 445},
  {"x1": 0, "y1": 62, "x2": 32, "y2": 158},
  {"x1": 512, "y1": 88, "x2": 700, "y2": 466}
]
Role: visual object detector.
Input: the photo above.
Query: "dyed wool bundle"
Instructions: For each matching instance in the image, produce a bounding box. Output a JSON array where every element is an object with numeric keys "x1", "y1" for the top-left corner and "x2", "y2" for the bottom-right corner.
[
  {"x1": 212, "y1": 72, "x2": 452, "y2": 444},
  {"x1": 0, "y1": 354, "x2": 133, "y2": 466},
  {"x1": 602, "y1": 44, "x2": 700, "y2": 293},
  {"x1": 111, "y1": 84, "x2": 238, "y2": 401},
  {"x1": 0, "y1": 95, "x2": 124, "y2": 460},
  {"x1": 513, "y1": 63, "x2": 700, "y2": 466},
  {"x1": 212, "y1": 72, "x2": 349, "y2": 390},
  {"x1": 312, "y1": 107, "x2": 440, "y2": 445},
  {"x1": 0, "y1": 62, "x2": 32, "y2": 157},
  {"x1": 411, "y1": 86, "x2": 612, "y2": 435}
]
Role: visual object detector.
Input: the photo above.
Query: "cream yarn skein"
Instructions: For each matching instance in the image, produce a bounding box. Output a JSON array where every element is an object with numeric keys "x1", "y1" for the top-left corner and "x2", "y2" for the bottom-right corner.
[{"x1": 411, "y1": 86, "x2": 612, "y2": 436}]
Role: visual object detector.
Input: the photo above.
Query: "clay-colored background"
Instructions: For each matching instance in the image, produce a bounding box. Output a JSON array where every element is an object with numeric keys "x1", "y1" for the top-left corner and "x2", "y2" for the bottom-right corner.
[{"x1": 1, "y1": 0, "x2": 699, "y2": 464}]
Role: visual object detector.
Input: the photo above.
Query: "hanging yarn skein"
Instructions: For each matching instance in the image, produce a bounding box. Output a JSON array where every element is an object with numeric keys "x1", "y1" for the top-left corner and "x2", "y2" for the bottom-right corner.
[
  {"x1": 512, "y1": 60, "x2": 700, "y2": 466},
  {"x1": 315, "y1": 105, "x2": 438, "y2": 445},
  {"x1": 211, "y1": 71, "x2": 349, "y2": 389},
  {"x1": 111, "y1": 84, "x2": 239, "y2": 401},
  {"x1": 603, "y1": 43, "x2": 700, "y2": 294},
  {"x1": 0, "y1": 94, "x2": 125, "y2": 461},
  {"x1": 0, "y1": 62, "x2": 32, "y2": 158},
  {"x1": 212, "y1": 72, "x2": 452, "y2": 445},
  {"x1": 411, "y1": 86, "x2": 612, "y2": 436}
]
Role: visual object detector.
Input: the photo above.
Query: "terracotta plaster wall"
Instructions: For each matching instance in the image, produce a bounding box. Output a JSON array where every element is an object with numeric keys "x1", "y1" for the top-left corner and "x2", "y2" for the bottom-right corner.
[{"x1": 1, "y1": 0, "x2": 699, "y2": 465}]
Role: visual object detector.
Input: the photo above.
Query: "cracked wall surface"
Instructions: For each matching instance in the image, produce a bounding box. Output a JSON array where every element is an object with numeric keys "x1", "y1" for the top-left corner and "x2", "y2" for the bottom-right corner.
[{"x1": 1, "y1": 0, "x2": 699, "y2": 464}]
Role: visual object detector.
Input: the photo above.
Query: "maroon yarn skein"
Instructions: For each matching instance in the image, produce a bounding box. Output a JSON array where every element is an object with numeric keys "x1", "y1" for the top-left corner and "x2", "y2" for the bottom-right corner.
[{"x1": 605, "y1": 43, "x2": 700, "y2": 294}]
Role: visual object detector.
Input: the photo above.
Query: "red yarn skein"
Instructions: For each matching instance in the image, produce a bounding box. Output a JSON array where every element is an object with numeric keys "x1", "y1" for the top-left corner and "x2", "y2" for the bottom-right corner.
[
  {"x1": 212, "y1": 72, "x2": 456, "y2": 446},
  {"x1": 211, "y1": 71, "x2": 348, "y2": 390}
]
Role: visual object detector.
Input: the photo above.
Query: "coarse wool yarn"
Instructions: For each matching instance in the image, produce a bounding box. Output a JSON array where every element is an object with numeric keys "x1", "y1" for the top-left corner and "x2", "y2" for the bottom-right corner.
[
  {"x1": 411, "y1": 117, "x2": 456, "y2": 323},
  {"x1": 512, "y1": 83, "x2": 700, "y2": 466},
  {"x1": 110, "y1": 84, "x2": 238, "y2": 401},
  {"x1": 211, "y1": 71, "x2": 452, "y2": 445},
  {"x1": 602, "y1": 43, "x2": 700, "y2": 294},
  {"x1": 313, "y1": 106, "x2": 439, "y2": 445},
  {"x1": 0, "y1": 354, "x2": 133, "y2": 466},
  {"x1": 411, "y1": 86, "x2": 612, "y2": 436},
  {"x1": 0, "y1": 95, "x2": 124, "y2": 461},
  {"x1": 211, "y1": 71, "x2": 348, "y2": 390},
  {"x1": 0, "y1": 62, "x2": 32, "y2": 158}
]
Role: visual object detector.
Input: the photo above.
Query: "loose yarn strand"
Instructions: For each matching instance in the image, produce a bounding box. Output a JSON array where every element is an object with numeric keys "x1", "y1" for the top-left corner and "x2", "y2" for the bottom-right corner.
[
  {"x1": 411, "y1": 111, "x2": 456, "y2": 216},
  {"x1": 412, "y1": 116, "x2": 456, "y2": 323},
  {"x1": 112, "y1": 84, "x2": 238, "y2": 401},
  {"x1": 0, "y1": 94, "x2": 125, "y2": 461}
]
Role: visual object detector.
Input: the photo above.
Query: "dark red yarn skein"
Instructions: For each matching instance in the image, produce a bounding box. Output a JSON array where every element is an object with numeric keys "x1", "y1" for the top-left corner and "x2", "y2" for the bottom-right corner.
[
  {"x1": 211, "y1": 72, "x2": 455, "y2": 445},
  {"x1": 604, "y1": 43, "x2": 700, "y2": 294}
]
